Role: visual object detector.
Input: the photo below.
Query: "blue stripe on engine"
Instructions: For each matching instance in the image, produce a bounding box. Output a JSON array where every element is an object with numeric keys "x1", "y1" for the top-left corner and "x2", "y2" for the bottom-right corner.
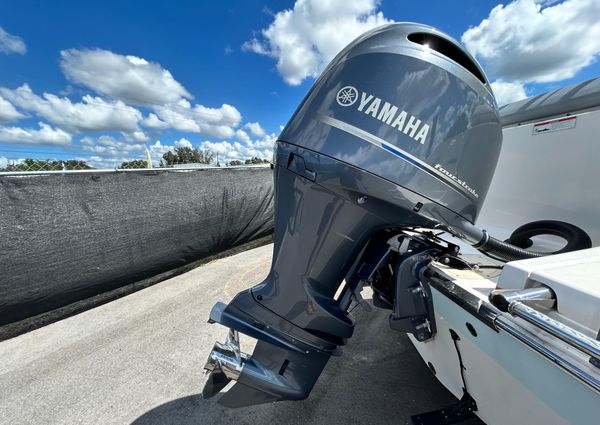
[{"x1": 380, "y1": 143, "x2": 437, "y2": 178}]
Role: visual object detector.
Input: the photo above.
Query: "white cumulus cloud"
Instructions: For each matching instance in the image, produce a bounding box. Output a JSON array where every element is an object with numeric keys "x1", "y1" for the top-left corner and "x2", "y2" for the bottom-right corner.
[
  {"x1": 60, "y1": 49, "x2": 191, "y2": 105},
  {"x1": 0, "y1": 95, "x2": 25, "y2": 121},
  {"x1": 0, "y1": 122, "x2": 72, "y2": 146},
  {"x1": 244, "y1": 121, "x2": 266, "y2": 137},
  {"x1": 123, "y1": 130, "x2": 149, "y2": 142},
  {"x1": 199, "y1": 132, "x2": 276, "y2": 164},
  {"x1": 152, "y1": 98, "x2": 242, "y2": 138},
  {"x1": 142, "y1": 112, "x2": 169, "y2": 129},
  {"x1": 243, "y1": 0, "x2": 392, "y2": 85},
  {"x1": 85, "y1": 155, "x2": 134, "y2": 169},
  {"x1": 78, "y1": 128, "x2": 275, "y2": 169},
  {"x1": 79, "y1": 135, "x2": 157, "y2": 168},
  {"x1": 175, "y1": 137, "x2": 193, "y2": 148},
  {"x1": 0, "y1": 84, "x2": 143, "y2": 133},
  {"x1": 462, "y1": 0, "x2": 600, "y2": 83},
  {"x1": 0, "y1": 26, "x2": 26, "y2": 55},
  {"x1": 148, "y1": 140, "x2": 174, "y2": 159},
  {"x1": 490, "y1": 80, "x2": 528, "y2": 106},
  {"x1": 80, "y1": 135, "x2": 146, "y2": 156},
  {"x1": 235, "y1": 129, "x2": 252, "y2": 143},
  {"x1": 1, "y1": 47, "x2": 250, "y2": 143}
]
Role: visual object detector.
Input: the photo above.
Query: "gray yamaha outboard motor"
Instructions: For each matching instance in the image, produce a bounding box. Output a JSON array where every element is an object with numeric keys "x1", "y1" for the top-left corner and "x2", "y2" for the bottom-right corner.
[{"x1": 202, "y1": 23, "x2": 502, "y2": 407}]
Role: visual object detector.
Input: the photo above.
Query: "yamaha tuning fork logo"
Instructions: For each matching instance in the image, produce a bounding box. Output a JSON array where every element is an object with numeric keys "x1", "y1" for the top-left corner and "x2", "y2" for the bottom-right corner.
[{"x1": 336, "y1": 86, "x2": 358, "y2": 106}]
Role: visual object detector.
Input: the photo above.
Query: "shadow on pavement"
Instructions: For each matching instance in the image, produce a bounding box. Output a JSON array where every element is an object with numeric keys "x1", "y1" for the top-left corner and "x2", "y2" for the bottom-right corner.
[{"x1": 133, "y1": 307, "x2": 484, "y2": 425}]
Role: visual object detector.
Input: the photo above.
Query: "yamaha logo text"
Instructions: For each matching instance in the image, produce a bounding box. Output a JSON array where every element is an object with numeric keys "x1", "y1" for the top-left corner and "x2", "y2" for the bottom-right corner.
[{"x1": 336, "y1": 86, "x2": 430, "y2": 145}]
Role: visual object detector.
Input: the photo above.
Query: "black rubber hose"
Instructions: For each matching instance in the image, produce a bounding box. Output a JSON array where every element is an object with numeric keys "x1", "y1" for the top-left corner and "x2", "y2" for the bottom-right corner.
[
  {"x1": 475, "y1": 233, "x2": 545, "y2": 262},
  {"x1": 506, "y1": 220, "x2": 592, "y2": 254},
  {"x1": 473, "y1": 220, "x2": 592, "y2": 262}
]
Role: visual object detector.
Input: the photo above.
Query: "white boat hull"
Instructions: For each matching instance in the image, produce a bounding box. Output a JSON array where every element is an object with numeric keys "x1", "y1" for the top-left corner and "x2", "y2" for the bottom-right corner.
[{"x1": 411, "y1": 285, "x2": 600, "y2": 425}]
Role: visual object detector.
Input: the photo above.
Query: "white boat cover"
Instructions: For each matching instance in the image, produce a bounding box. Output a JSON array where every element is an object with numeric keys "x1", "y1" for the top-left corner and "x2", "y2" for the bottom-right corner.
[{"x1": 500, "y1": 77, "x2": 600, "y2": 126}]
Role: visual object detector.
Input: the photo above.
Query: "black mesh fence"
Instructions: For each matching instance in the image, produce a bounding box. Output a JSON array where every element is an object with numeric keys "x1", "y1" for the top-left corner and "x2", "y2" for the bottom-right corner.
[{"x1": 0, "y1": 167, "x2": 274, "y2": 326}]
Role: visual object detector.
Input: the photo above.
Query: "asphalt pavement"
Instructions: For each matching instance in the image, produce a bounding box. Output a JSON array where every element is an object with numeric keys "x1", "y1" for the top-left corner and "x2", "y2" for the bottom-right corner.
[{"x1": 0, "y1": 244, "x2": 481, "y2": 425}]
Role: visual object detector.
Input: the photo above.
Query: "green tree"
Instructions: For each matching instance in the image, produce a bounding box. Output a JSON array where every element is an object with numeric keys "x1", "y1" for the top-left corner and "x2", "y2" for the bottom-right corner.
[
  {"x1": 174, "y1": 146, "x2": 200, "y2": 164},
  {"x1": 119, "y1": 159, "x2": 148, "y2": 169},
  {"x1": 161, "y1": 146, "x2": 215, "y2": 166},
  {"x1": 161, "y1": 151, "x2": 177, "y2": 166},
  {"x1": 244, "y1": 157, "x2": 270, "y2": 164},
  {"x1": 228, "y1": 160, "x2": 243, "y2": 166},
  {"x1": 3, "y1": 158, "x2": 91, "y2": 172},
  {"x1": 63, "y1": 160, "x2": 92, "y2": 170}
]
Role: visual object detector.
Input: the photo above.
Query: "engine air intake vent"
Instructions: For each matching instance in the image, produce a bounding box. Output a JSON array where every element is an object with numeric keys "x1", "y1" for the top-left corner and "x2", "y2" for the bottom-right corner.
[{"x1": 407, "y1": 32, "x2": 486, "y2": 84}]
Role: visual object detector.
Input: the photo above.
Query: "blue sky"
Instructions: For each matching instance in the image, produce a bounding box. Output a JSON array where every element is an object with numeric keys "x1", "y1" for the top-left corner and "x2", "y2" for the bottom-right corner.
[{"x1": 1, "y1": 0, "x2": 599, "y2": 168}]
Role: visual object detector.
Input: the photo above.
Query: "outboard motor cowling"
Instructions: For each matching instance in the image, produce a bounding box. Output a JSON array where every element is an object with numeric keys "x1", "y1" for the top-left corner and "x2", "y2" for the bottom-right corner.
[{"x1": 201, "y1": 23, "x2": 502, "y2": 407}]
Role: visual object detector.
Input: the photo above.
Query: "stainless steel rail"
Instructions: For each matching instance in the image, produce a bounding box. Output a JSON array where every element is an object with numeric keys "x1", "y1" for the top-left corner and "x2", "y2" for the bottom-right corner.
[
  {"x1": 509, "y1": 302, "x2": 600, "y2": 363},
  {"x1": 425, "y1": 270, "x2": 600, "y2": 393},
  {"x1": 489, "y1": 286, "x2": 555, "y2": 310},
  {"x1": 490, "y1": 287, "x2": 600, "y2": 363},
  {"x1": 489, "y1": 287, "x2": 600, "y2": 393},
  {"x1": 494, "y1": 315, "x2": 600, "y2": 393}
]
